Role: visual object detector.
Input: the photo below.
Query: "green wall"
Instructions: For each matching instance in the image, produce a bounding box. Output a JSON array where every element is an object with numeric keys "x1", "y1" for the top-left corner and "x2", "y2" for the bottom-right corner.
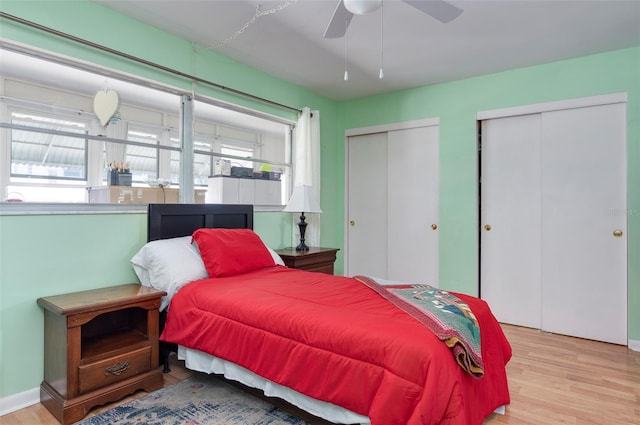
[
  {"x1": 1, "y1": 0, "x2": 639, "y2": 401},
  {"x1": 0, "y1": 211, "x2": 293, "y2": 399}
]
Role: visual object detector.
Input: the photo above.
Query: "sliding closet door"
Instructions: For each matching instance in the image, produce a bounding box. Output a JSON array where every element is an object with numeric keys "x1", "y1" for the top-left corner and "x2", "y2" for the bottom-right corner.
[
  {"x1": 346, "y1": 133, "x2": 388, "y2": 278},
  {"x1": 387, "y1": 126, "x2": 439, "y2": 284},
  {"x1": 541, "y1": 103, "x2": 627, "y2": 345},
  {"x1": 346, "y1": 124, "x2": 439, "y2": 282},
  {"x1": 480, "y1": 114, "x2": 542, "y2": 328},
  {"x1": 480, "y1": 99, "x2": 627, "y2": 345}
]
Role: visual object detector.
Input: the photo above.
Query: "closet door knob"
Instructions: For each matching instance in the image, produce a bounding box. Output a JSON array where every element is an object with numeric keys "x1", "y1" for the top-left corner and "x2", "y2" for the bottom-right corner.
[
  {"x1": 349, "y1": 220, "x2": 356, "y2": 227},
  {"x1": 484, "y1": 224, "x2": 492, "y2": 231},
  {"x1": 431, "y1": 224, "x2": 438, "y2": 230},
  {"x1": 613, "y1": 229, "x2": 623, "y2": 238}
]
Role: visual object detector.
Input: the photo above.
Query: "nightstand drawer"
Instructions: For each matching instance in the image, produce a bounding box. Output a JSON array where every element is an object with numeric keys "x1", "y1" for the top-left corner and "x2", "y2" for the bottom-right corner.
[
  {"x1": 302, "y1": 264, "x2": 335, "y2": 274},
  {"x1": 78, "y1": 345, "x2": 151, "y2": 393}
]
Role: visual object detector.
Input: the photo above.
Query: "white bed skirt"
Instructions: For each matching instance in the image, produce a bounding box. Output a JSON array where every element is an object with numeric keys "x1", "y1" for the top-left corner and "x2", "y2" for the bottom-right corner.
[
  {"x1": 178, "y1": 346, "x2": 507, "y2": 422},
  {"x1": 178, "y1": 345, "x2": 371, "y2": 424}
]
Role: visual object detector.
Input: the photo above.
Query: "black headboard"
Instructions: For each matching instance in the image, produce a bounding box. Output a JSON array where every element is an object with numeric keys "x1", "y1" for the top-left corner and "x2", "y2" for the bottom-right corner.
[{"x1": 147, "y1": 204, "x2": 254, "y2": 242}]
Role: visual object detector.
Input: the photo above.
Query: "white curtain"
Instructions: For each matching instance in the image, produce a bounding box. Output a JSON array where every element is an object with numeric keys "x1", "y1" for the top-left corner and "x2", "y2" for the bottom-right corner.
[{"x1": 292, "y1": 107, "x2": 321, "y2": 247}]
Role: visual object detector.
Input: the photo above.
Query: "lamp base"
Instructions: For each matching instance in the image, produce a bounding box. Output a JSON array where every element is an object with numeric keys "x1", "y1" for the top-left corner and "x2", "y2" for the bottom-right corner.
[
  {"x1": 296, "y1": 213, "x2": 309, "y2": 252},
  {"x1": 295, "y1": 241, "x2": 310, "y2": 252}
]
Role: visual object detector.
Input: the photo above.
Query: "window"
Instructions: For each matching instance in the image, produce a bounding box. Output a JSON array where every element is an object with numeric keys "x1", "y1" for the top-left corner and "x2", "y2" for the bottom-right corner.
[
  {"x1": 125, "y1": 124, "x2": 162, "y2": 184},
  {"x1": 192, "y1": 137, "x2": 214, "y2": 186},
  {"x1": 4, "y1": 106, "x2": 92, "y2": 202},
  {"x1": 1, "y1": 47, "x2": 294, "y2": 206},
  {"x1": 10, "y1": 110, "x2": 88, "y2": 181},
  {"x1": 221, "y1": 144, "x2": 255, "y2": 169}
]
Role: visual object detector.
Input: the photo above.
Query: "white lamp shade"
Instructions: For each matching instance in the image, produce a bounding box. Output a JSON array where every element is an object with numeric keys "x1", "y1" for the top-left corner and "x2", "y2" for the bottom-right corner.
[
  {"x1": 283, "y1": 185, "x2": 323, "y2": 213},
  {"x1": 344, "y1": 0, "x2": 382, "y2": 15}
]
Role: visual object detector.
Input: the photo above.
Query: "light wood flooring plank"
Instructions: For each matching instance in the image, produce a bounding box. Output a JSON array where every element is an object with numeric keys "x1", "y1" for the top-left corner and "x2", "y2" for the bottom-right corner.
[{"x1": 484, "y1": 325, "x2": 640, "y2": 425}]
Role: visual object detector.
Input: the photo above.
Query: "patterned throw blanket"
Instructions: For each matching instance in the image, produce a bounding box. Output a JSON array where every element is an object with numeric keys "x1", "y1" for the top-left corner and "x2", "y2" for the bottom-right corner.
[{"x1": 355, "y1": 276, "x2": 484, "y2": 378}]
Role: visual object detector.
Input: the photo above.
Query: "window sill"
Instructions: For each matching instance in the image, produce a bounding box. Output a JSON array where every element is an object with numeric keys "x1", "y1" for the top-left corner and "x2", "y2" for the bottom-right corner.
[
  {"x1": 0, "y1": 203, "x2": 285, "y2": 216},
  {"x1": 0, "y1": 203, "x2": 148, "y2": 216}
]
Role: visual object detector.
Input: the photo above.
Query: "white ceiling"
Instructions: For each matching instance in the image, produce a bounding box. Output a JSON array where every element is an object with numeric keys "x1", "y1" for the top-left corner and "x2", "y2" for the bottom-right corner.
[{"x1": 91, "y1": 0, "x2": 640, "y2": 101}]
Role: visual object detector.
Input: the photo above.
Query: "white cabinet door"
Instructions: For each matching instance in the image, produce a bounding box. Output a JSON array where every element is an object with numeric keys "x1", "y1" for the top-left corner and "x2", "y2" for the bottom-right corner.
[
  {"x1": 206, "y1": 177, "x2": 239, "y2": 203},
  {"x1": 238, "y1": 179, "x2": 255, "y2": 204},
  {"x1": 480, "y1": 114, "x2": 542, "y2": 328},
  {"x1": 254, "y1": 179, "x2": 282, "y2": 205},
  {"x1": 346, "y1": 132, "x2": 388, "y2": 278},
  {"x1": 541, "y1": 103, "x2": 627, "y2": 345}
]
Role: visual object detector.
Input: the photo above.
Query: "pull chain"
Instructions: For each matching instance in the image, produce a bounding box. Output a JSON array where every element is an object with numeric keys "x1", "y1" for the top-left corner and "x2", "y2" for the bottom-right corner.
[
  {"x1": 210, "y1": 1, "x2": 298, "y2": 49},
  {"x1": 344, "y1": 17, "x2": 349, "y2": 81},
  {"x1": 379, "y1": 1, "x2": 384, "y2": 79}
]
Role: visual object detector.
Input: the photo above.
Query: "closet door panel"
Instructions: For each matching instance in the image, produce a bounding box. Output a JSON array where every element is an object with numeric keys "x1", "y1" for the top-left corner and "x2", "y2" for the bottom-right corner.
[
  {"x1": 480, "y1": 114, "x2": 542, "y2": 328},
  {"x1": 387, "y1": 126, "x2": 439, "y2": 285},
  {"x1": 346, "y1": 133, "x2": 388, "y2": 278},
  {"x1": 540, "y1": 103, "x2": 627, "y2": 344}
]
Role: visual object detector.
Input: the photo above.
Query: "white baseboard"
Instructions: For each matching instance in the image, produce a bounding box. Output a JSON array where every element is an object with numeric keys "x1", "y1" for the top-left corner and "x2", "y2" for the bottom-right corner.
[
  {"x1": 629, "y1": 339, "x2": 640, "y2": 352},
  {"x1": 0, "y1": 387, "x2": 40, "y2": 416}
]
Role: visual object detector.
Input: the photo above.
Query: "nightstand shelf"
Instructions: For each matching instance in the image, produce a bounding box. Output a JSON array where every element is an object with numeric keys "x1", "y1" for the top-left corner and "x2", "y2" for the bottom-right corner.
[
  {"x1": 275, "y1": 247, "x2": 339, "y2": 275},
  {"x1": 37, "y1": 284, "x2": 166, "y2": 424},
  {"x1": 81, "y1": 329, "x2": 148, "y2": 361}
]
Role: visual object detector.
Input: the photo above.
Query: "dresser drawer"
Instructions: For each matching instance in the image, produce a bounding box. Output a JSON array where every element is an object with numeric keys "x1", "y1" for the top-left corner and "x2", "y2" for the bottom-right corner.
[
  {"x1": 302, "y1": 264, "x2": 335, "y2": 274},
  {"x1": 78, "y1": 346, "x2": 151, "y2": 393}
]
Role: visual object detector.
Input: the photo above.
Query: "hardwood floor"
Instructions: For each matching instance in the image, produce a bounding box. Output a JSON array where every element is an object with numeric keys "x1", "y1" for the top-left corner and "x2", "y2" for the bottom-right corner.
[
  {"x1": 484, "y1": 325, "x2": 640, "y2": 425},
  {"x1": 2, "y1": 324, "x2": 639, "y2": 425}
]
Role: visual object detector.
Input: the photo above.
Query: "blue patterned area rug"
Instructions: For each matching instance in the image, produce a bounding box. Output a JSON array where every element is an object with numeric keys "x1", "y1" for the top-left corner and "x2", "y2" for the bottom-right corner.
[{"x1": 76, "y1": 374, "x2": 310, "y2": 425}]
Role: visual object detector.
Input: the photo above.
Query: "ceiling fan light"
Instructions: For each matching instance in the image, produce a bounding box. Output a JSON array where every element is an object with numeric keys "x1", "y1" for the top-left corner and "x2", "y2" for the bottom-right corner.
[{"x1": 343, "y1": 0, "x2": 382, "y2": 15}]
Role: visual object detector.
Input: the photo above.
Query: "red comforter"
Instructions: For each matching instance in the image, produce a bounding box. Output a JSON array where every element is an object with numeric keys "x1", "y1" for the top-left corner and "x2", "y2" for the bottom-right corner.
[{"x1": 161, "y1": 266, "x2": 511, "y2": 425}]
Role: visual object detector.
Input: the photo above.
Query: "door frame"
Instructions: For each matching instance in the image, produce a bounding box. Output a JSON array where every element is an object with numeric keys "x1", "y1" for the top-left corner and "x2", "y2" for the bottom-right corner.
[
  {"x1": 344, "y1": 117, "x2": 439, "y2": 277},
  {"x1": 477, "y1": 92, "x2": 627, "y2": 120}
]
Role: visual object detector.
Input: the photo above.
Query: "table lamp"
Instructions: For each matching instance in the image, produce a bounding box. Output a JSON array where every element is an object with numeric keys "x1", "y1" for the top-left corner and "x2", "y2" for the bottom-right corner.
[{"x1": 283, "y1": 185, "x2": 323, "y2": 251}]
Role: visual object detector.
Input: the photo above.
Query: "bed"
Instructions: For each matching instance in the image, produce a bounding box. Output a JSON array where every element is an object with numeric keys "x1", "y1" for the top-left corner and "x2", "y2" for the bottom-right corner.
[{"x1": 135, "y1": 203, "x2": 511, "y2": 425}]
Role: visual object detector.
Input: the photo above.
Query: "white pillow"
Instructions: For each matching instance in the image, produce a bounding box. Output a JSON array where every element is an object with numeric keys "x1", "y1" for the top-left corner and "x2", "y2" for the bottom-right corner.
[
  {"x1": 131, "y1": 235, "x2": 285, "y2": 310},
  {"x1": 131, "y1": 236, "x2": 208, "y2": 311},
  {"x1": 269, "y1": 247, "x2": 285, "y2": 266}
]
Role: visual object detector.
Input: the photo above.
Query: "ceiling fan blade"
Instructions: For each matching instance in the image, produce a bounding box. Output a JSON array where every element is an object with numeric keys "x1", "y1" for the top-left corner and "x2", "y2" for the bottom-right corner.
[
  {"x1": 324, "y1": 0, "x2": 354, "y2": 38},
  {"x1": 402, "y1": 0, "x2": 463, "y2": 23}
]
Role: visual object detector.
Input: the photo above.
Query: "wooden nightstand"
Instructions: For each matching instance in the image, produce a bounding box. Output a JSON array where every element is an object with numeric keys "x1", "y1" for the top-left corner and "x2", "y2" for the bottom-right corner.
[
  {"x1": 37, "y1": 284, "x2": 166, "y2": 424},
  {"x1": 275, "y1": 247, "x2": 339, "y2": 275}
]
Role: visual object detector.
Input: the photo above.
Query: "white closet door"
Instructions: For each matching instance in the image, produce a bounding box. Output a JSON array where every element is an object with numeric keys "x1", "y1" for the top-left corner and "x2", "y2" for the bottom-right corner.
[
  {"x1": 387, "y1": 126, "x2": 439, "y2": 285},
  {"x1": 346, "y1": 124, "x2": 439, "y2": 281},
  {"x1": 480, "y1": 114, "x2": 542, "y2": 328},
  {"x1": 346, "y1": 133, "x2": 388, "y2": 277},
  {"x1": 541, "y1": 103, "x2": 627, "y2": 345}
]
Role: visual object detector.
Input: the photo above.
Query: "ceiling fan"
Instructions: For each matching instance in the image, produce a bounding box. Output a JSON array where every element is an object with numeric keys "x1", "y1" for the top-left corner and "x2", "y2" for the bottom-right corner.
[{"x1": 323, "y1": 0, "x2": 463, "y2": 38}]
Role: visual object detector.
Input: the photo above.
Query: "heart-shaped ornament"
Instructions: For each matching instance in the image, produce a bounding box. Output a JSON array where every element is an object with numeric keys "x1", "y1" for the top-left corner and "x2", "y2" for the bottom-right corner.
[{"x1": 93, "y1": 89, "x2": 119, "y2": 127}]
